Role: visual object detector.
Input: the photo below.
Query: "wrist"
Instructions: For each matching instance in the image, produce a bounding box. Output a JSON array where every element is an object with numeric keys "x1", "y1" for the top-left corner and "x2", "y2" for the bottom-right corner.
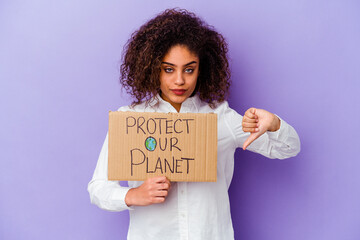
[
  {"x1": 125, "y1": 188, "x2": 135, "y2": 207},
  {"x1": 269, "y1": 115, "x2": 280, "y2": 132}
]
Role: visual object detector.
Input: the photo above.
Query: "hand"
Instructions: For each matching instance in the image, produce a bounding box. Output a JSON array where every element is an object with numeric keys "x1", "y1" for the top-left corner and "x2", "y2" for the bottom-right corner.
[
  {"x1": 242, "y1": 108, "x2": 280, "y2": 150},
  {"x1": 125, "y1": 176, "x2": 171, "y2": 207}
]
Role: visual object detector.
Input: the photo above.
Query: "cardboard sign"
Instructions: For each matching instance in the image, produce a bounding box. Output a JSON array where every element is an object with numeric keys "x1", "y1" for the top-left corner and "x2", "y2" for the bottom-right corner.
[{"x1": 108, "y1": 111, "x2": 217, "y2": 182}]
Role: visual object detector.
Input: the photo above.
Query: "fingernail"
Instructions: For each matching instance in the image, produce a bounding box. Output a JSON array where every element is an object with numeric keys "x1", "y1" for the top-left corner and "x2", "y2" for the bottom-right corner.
[{"x1": 255, "y1": 128, "x2": 259, "y2": 132}]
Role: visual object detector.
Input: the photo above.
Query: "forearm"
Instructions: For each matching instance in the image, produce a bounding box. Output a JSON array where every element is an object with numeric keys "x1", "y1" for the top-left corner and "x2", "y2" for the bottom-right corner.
[
  {"x1": 88, "y1": 178, "x2": 132, "y2": 212},
  {"x1": 88, "y1": 133, "x2": 132, "y2": 211},
  {"x1": 247, "y1": 116, "x2": 301, "y2": 159}
]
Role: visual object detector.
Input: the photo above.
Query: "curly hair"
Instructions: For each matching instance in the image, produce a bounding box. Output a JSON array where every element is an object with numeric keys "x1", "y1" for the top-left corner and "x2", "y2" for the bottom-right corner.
[{"x1": 120, "y1": 8, "x2": 231, "y2": 106}]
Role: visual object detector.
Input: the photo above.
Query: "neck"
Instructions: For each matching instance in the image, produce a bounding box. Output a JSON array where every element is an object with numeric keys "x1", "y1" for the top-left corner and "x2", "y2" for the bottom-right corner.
[
  {"x1": 159, "y1": 93, "x2": 182, "y2": 112},
  {"x1": 172, "y1": 103, "x2": 181, "y2": 112}
]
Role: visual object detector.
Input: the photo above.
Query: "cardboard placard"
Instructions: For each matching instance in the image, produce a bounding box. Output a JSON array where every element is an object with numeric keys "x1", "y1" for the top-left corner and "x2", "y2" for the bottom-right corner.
[{"x1": 108, "y1": 111, "x2": 217, "y2": 182}]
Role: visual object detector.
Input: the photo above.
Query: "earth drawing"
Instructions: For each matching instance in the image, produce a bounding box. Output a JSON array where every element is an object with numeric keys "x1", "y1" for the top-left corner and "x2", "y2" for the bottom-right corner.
[{"x1": 145, "y1": 136, "x2": 157, "y2": 151}]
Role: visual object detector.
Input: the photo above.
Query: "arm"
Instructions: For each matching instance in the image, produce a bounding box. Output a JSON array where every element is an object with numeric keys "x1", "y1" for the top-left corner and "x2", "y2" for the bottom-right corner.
[
  {"x1": 87, "y1": 133, "x2": 132, "y2": 211},
  {"x1": 241, "y1": 108, "x2": 301, "y2": 159},
  {"x1": 223, "y1": 104, "x2": 300, "y2": 159},
  {"x1": 87, "y1": 134, "x2": 171, "y2": 211}
]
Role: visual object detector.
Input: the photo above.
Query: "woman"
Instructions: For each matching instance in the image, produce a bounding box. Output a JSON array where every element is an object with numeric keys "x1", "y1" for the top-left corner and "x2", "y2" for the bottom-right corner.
[{"x1": 88, "y1": 8, "x2": 300, "y2": 240}]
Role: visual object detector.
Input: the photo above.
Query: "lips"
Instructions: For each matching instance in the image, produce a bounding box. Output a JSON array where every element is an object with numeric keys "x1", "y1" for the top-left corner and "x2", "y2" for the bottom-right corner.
[{"x1": 171, "y1": 89, "x2": 186, "y2": 96}]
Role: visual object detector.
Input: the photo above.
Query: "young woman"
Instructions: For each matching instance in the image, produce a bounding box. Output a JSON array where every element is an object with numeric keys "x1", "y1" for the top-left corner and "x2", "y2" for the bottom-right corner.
[{"x1": 88, "y1": 8, "x2": 300, "y2": 240}]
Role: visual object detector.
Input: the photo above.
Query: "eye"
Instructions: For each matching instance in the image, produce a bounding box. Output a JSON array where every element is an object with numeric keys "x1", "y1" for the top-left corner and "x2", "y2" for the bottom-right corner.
[
  {"x1": 164, "y1": 67, "x2": 173, "y2": 73},
  {"x1": 184, "y1": 68, "x2": 194, "y2": 73}
]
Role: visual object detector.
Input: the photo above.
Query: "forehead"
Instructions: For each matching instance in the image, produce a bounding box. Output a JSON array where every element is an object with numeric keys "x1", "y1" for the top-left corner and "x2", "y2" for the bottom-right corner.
[{"x1": 162, "y1": 45, "x2": 199, "y2": 64}]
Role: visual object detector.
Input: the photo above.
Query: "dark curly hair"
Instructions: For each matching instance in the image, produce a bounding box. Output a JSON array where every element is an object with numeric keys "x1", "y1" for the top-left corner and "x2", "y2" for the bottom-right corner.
[{"x1": 120, "y1": 8, "x2": 231, "y2": 106}]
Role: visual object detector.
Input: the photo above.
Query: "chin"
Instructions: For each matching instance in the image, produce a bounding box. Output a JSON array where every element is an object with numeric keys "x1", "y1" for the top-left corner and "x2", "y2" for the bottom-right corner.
[
  {"x1": 172, "y1": 95, "x2": 188, "y2": 103},
  {"x1": 161, "y1": 91, "x2": 189, "y2": 105}
]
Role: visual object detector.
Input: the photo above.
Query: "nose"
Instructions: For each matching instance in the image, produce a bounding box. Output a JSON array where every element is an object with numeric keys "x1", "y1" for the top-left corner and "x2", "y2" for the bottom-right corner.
[{"x1": 174, "y1": 72, "x2": 185, "y2": 85}]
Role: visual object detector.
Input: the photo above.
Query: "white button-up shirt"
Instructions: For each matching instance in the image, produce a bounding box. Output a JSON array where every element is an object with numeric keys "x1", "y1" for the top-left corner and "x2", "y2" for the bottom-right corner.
[{"x1": 88, "y1": 94, "x2": 300, "y2": 240}]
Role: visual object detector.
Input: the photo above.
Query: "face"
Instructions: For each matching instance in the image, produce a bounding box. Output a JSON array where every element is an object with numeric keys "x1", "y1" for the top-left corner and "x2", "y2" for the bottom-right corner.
[{"x1": 159, "y1": 44, "x2": 200, "y2": 112}]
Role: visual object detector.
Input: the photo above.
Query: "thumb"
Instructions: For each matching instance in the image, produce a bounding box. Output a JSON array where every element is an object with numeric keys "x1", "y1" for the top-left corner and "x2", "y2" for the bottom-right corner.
[{"x1": 243, "y1": 132, "x2": 261, "y2": 150}]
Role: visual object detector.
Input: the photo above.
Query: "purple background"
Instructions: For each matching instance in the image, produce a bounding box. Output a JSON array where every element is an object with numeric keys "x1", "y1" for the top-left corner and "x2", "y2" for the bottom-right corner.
[{"x1": 1, "y1": 1, "x2": 359, "y2": 239}]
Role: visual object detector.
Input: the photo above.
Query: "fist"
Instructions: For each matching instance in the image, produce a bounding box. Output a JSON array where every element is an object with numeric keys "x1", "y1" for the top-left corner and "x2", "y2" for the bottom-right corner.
[
  {"x1": 125, "y1": 176, "x2": 171, "y2": 207},
  {"x1": 242, "y1": 108, "x2": 280, "y2": 150}
]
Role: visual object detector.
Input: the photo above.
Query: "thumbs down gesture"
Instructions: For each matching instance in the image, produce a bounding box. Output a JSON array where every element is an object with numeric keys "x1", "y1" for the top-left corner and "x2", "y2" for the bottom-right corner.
[{"x1": 242, "y1": 108, "x2": 281, "y2": 150}]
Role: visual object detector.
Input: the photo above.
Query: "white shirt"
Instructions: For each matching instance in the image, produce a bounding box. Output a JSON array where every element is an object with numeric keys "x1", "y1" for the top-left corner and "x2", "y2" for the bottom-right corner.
[{"x1": 88, "y1": 94, "x2": 300, "y2": 240}]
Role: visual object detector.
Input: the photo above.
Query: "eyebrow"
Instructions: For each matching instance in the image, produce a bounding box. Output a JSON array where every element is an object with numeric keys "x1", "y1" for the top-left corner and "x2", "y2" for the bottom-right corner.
[{"x1": 161, "y1": 61, "x2": 197, "y2": 67}]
